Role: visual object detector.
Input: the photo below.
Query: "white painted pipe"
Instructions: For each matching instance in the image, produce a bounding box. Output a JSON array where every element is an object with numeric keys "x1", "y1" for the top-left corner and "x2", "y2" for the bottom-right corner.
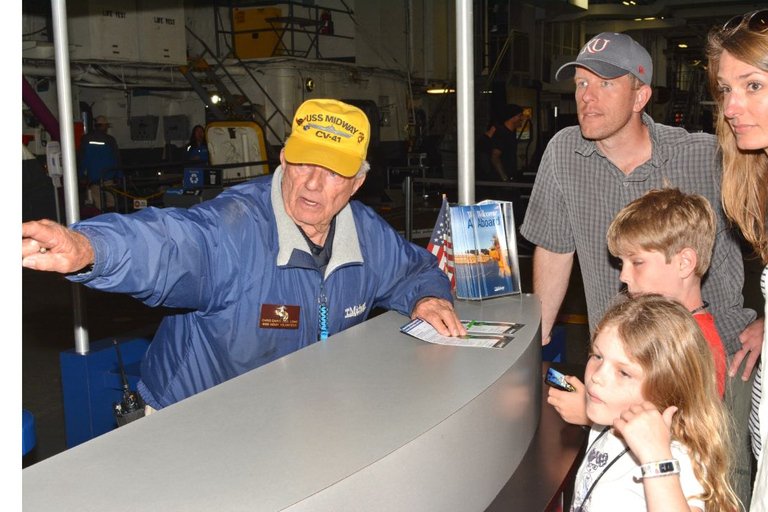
[
  {"x1": 51, "y1": 0, "x2": 89, "y2": 354},
  {"x1": 456, "y1": 0, "x2": 475, "y2": 205}
]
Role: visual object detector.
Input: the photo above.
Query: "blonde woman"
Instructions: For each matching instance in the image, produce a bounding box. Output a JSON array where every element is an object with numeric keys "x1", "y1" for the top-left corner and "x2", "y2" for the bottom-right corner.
[{"x1": 707, "y1": 9, "x2": 768, "y2": 511}]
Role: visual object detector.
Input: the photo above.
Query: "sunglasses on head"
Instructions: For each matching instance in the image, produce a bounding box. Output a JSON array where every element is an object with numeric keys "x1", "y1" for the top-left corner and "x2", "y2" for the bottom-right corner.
[{"x1": 723, "y1": 9, "x2": 768, "y2": 33}]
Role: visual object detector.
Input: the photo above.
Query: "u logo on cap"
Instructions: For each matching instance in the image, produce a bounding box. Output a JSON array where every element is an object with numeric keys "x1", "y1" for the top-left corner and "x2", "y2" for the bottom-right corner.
[{"x1": 581, "y1": 38, "x2": 610, "y2": 54}]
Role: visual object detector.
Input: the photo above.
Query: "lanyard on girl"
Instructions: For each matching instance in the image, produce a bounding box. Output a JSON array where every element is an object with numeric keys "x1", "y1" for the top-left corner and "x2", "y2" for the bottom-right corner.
[{"x1": 575, "y1": 426, "x2": 631, "y2": 511}]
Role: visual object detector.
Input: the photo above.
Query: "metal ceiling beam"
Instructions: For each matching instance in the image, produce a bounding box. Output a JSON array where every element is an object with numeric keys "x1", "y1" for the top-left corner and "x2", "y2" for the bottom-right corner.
[{"x1": 549, "y1": 0, "x2": 756, "y2": 22}]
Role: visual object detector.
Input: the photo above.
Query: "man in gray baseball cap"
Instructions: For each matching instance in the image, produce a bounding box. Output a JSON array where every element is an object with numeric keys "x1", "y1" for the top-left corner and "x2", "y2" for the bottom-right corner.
[
  {"x1": 554, "y1": 32, "x2": 653, "y2": 85},
  {"x1": 521, "y1": 30, "x2": 759, "y2": 508}
]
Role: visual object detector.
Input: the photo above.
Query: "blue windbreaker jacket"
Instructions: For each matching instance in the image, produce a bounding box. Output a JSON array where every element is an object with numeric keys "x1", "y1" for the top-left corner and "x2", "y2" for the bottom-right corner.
[{"x1": 69, "y1": 167, "x2": 452, "y2": 408}]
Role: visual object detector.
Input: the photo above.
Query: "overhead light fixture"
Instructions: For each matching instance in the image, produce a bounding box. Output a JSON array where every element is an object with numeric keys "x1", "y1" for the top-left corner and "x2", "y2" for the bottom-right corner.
[
  {"x1": 426, "y1": 87, "x2": 455, "y2": 95},
  {"x1": 644, "y1": 17, "x2": 656, "y2": 21},
  {"x1": 678, "y1": 43, "x2": 688, "y2": 49},
  {"x1": 634, "y1": 18, "x2": 642, "y2": 21},
  {"x1": 210, "y1": 93, "x2": 222, "y2": 105},
  {"x1": 622, "y1": 1, "x2": 630, "y2": 5}
]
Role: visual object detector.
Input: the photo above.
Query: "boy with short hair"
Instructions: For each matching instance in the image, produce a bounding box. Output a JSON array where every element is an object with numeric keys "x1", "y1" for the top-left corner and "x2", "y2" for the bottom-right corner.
[
  {"x1": 548, "y1": 188, "x2": 725, "y2": 425},
  {"x1": 608, "y1": 187, "x2": 725, "y2": 394}
]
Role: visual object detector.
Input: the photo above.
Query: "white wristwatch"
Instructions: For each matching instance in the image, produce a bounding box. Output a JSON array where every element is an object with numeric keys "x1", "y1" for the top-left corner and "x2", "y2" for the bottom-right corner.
[{"x1": 640, "y1": 459, "x2": 681, "y2": 478}]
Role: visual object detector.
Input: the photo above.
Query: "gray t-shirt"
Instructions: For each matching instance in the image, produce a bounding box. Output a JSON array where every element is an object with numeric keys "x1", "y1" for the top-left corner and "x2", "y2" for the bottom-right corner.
[{"x1": 520, "y1": 113, "x2": 755, "y2": 354}]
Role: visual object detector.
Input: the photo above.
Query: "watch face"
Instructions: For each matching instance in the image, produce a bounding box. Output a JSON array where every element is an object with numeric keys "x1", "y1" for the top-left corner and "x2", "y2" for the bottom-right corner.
[{"x1": 659, "y1": 462, "x2": 675, "y2": 472}]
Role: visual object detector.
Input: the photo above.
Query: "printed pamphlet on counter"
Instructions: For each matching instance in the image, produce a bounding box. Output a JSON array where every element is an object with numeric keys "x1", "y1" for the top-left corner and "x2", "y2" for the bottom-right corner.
[
  {"x1": 400, "y1": 318, "x2": 524, "y2": 349},
  {"x1": 448, "y1": 201, "x2": 522, "y2": 300}
]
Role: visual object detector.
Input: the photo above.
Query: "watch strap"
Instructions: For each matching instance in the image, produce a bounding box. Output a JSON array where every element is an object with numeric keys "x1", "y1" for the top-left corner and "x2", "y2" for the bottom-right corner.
[{"x1": 640, "y1": 459, "x2": 681, "y2": 478}]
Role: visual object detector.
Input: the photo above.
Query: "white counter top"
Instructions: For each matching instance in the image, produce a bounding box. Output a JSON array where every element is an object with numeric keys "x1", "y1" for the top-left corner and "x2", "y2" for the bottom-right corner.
[{"x1": 23, "y1": 293, "x2": 541, "y2": 511}]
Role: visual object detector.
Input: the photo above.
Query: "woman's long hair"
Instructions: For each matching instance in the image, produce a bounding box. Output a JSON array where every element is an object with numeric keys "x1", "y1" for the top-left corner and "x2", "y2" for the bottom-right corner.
[
  {"x1": 706, "y1": 19, "x2": 768, "y2": 264},
  {"x1": 188, "y1": 124, "x2": 206, "y2": 148},
  {"x1": 595, "y1": 295, "x2": 739, "y2": 510}
]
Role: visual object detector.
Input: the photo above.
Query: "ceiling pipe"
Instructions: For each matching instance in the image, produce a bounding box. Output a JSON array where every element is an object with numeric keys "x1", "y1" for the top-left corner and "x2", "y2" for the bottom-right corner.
[
  {"x1": 22, "y1": 62, "x2": 249, "y2": 81},
  {"x1": 551, "y1": 0, "x2": 750, "y2": 22}
]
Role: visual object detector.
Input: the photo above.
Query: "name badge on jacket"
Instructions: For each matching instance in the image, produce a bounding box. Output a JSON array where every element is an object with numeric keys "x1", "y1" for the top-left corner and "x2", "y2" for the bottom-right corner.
[{"x1": 259, "y1": 304, "x2": 300, "y2": 329}]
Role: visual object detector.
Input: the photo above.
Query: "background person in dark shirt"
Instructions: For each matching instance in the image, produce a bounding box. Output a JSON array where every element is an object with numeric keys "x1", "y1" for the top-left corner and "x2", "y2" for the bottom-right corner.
[
  {"x1": 490, "y1": 103, "x2": 525, "y2": 182},
  {"x1": 186, "y1": 124, "x2": 209, "y2": 166},
  {"x1": 77, "y1": 115, "x2": 121, "y2": 212},
  {"x1": 475, "y1": 121, "x2": 496, "y2": 181}
]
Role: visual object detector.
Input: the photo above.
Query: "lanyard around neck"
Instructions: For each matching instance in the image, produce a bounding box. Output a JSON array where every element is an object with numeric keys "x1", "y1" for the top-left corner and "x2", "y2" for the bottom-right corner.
[
  {"x1": 576, "y1": 427, "x2": 631, "y2": 511},
  {"x1": 690, "y1": 301, "x2": 709, "y2": 315}
]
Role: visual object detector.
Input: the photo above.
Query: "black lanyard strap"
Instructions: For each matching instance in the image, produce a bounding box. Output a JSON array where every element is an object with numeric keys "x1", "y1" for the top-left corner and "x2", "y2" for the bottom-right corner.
[{"x1": 576, "y1": 427, "x2": 631, "y2": 511}]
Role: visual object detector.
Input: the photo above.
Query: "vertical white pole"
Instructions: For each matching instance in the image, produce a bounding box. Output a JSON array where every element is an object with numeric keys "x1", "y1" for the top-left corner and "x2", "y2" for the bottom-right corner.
[
  {"x1": 456, "y1": 0, "x2": 475, "y2": 205},
  {"x1": 51, "y1": 0, "x2": 89, "y2": 354}
]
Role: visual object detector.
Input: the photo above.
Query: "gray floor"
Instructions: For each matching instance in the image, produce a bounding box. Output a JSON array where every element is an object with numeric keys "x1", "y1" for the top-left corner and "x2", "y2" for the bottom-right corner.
[{"x1": 21, "y1": 195, "x2": 765, "y2": 469}]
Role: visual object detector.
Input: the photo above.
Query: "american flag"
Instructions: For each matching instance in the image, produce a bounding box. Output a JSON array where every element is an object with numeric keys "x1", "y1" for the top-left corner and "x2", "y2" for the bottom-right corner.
[{"x1": 427, "y1": 195, "x2": 455, "y2": 289}]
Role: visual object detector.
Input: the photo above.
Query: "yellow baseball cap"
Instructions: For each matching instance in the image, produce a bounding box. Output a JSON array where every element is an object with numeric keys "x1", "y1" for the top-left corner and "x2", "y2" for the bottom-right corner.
[{"x1": 284, "y1": 99, "x2": 370, "y2": 178}]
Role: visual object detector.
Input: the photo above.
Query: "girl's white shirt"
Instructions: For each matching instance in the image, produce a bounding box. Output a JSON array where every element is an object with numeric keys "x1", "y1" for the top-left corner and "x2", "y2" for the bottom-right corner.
[{"x1": 571, "y1": 425, "x2": 705, "y2": 511}]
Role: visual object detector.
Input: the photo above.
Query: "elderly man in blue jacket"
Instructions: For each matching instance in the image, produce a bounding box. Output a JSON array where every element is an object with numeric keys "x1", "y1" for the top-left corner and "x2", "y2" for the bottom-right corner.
[{"x1": 22, "y1": 99, "x2": 464, "y2": 411}]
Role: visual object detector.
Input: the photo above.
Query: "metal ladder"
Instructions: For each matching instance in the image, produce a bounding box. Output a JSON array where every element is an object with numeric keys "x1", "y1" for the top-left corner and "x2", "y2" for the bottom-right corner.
[{"x1": 181, "y1": 27, "x2": 292, "y2": 147}]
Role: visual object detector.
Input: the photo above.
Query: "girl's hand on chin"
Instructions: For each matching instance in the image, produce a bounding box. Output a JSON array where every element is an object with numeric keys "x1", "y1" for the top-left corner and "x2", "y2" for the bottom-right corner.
[{"x1": 613, "y1": 401, "x2": 677, "y2": 464}]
